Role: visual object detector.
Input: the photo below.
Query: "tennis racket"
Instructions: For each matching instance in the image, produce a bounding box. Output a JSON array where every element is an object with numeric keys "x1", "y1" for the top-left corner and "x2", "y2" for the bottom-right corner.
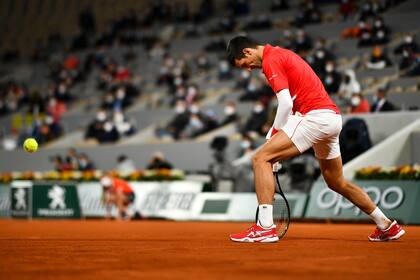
[
  {"x1": 272, "y1": 170, "x2": 291, "y2": 239},
  {"x1": 255, "y1": 166, "x2": 291, "y2": 240}
]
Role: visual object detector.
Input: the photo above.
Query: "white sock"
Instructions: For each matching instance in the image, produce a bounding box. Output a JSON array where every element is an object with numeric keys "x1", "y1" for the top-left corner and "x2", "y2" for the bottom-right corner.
[
  {"x1": 258, "y1": 204, "x2": 273, "y2": 228},
  {"x1": 369, "y1": 207, "x2": 391, "y2": 230}
]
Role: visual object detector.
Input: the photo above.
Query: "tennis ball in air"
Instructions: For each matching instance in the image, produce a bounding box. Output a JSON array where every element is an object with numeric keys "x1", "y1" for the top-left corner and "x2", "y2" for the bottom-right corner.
[{"x1": 23, "y1": 138, "x2": 38, "y2": 153}]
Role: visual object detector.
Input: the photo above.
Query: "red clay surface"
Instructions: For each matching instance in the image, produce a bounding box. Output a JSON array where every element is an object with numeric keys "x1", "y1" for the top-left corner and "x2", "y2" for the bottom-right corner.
[{"x1": 0, "y1": 220, "x2": 419, "y2": 280}]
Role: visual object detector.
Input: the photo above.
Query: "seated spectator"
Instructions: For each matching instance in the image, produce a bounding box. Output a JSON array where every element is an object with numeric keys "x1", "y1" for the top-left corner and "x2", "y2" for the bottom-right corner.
[
  {"x1": 78, "y1": 153, "x2": 95, "y2": 171},
  {"x1": 338, "y1": 69, "x2": 361, "y2": 100},
  {"x1": 371, "y1": 17, "x2": 390, "y2": 45},
  {"x1": 371, "y1": 88, "x2": 397, "y2": 112},
  {"x1": 349, "y1": 93, "x2": 370, "y2": 114},
  {"x1": 113, "y1": 111, "x2": 136, "y2": 137},
  {"x1": 218, "y1": 59, "x2": 233, "y2": 80},
  {"x1": 366, "y1": 46, "x2": 392, "y2": 70},
  {"x1": 342, "y1": 20, "x2": 369, "y2": 39},
  {"x1": 116, "y1": 154, "x2": 136, "y2": 175},
  {"x1": 293, "y1": 0, "x2": 322, "y2": 27},
  {"x1": 159, "y1": 100, "x2": 191, "y2": 140},
  {"x1": 292, "y1": 29, "x2": 313, "y2": 55},
  {"x1": 237, "y1": 133, "x2": 257, "y2": 158},
  {"x1": 394, "y1": 35, "x2": 420, "y2": 71},
  {"x1": 236, "y1": 69, "x2": 252, "y2": 89},
  {"x1": 307, "y1": 38, "x2": 334, "y2": 75},
  {"x1": 147, "y1": 151, "x2": 173, "y2": 170},
  {"x1": 357, "y1": 21, "x2": 373, "y2": 47},
  {"x1": 243, "y1": 101, "x2": 268, "y2": 136},
  {"x1": 46, "y1": 97, "x2": 66, "y2": 122},
  {"x1": 403, "y1": 55, "x2": 420, "y2": 77},
  {"x1": 182, "y1": 113, "x2": 206, "y2": 138},
  {"x1": 322, "y1": 61, "x2": 342, "y2": 95},
  {"x1": 220, "y1": 101, "x2": 239, "y2": 126},
  {"x1": 205, "y1": 37, "x2": 227, "y2": 53},
  {"x1": 271, "y1": 0, "x2": 289, "y2": 11},
  {"x1": 196, "y1": 53, "x2": 211, "y2": 72},
  {"x1": 394, "y1": 34, "x2": 419, "y2": 55},
  {"x1": 339, "y1": 118, "x2": 372, "y2": 164},
  {"x1": 85, "y1": 110, "x2": 107, "y2": 140},
  {"x1": 339, "y1": 0, "x2": 356, "y2": 20}
]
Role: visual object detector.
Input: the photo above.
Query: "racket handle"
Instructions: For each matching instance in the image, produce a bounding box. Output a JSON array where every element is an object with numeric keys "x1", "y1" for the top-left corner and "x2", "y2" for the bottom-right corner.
[{"x1": 272, "y1": 162, "x2": 282, "y2": 172}]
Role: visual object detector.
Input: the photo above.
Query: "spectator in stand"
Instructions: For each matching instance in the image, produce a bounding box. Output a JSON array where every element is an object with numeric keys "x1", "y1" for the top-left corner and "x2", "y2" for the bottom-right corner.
[
  {"x1": 66, "y1": 148, "x2": 80, "y2": 170},
  {"x1": 220, "y1": 101, "x2": 239, "y2": 126},
  {"x1": 293, "y1": 0, "x2": 322, "y2": 27},
  {"x1": 218, "y1": 59, "x2": 234, "y2": 80},
  {"x1": 182, "y1": 113, "x2": 206, "y2": 138},
  {"x1": 78, "y1": 153, "x2": 95, "y2": 171},
  {"x1": 371, "y1": 88, "x2": 397, "y2": 112},
  {"x1": 404, "y1": 55, "x2": 420, "y2": 77},
  {"x1": 349, "y1": 93, "x2": 371, "y2": 114},
  {"x1": 116, "y1": 154, "x2": 136, "y2": 176},
  {"x1": 113, "y1": 111, "x2": 136, "y2": 137},
  {"x1": 322, "y1": 61, "x2": 342, "y2": 95},
  {"x1": 371, "y1": 17, "x2": 390, "y2": 45},
  {"x1": 339, "y1": 0, "x2": 356, "y2": 20},
  {"x1": 394, "y1": 34, "x2": 419, "y2": 55},
  {"x1": 85, "y1": 110, "x2": 107, "y2": 141},
  {"x1": 242, "y1": 100, "x2": 268, "y2": 136},
  {"x1": 338, "y1": 69, "x2": 361, "y2": 100},
  {"x1": 271, "y1": 0, "x2": 289, "y2": 11},
  {"x1": 292, "y1": 29, "x2": 313, "y2": 56},
  {"x1": 196, "y1": 52, "x2": 211, "y2": 73},
  {"x1": 357, "y1": 21, "x2": 373, "y2": 47},
  {"x1": 237, "y1": 133, "x2": 257, "y2": 158},
  {"x1": 160, "y1": 100, "x2": 190, "y2": 140},
  {"x1": 394, "y1": 35, "x2": 419, "y2": 71},
  {"x1": 147, "y1": 151, "x2": 173, "y2": 170},
  {"x1": 366, "y1": 46, "x2": 392, "y2": 70},
  {"x1": 307, "y1": 38, "x2": 334, "y2": 75},
  {"x1": 46, "y1": 97, "x2": 66, "y2": 122}
]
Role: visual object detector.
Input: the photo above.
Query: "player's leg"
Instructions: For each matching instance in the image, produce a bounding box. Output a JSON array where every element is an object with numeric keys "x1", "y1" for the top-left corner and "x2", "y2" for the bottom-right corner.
[
  {"x1": 253, "y1": 130, "x2": 301, "y2": 205},
  {"x1": 317, "y1": 153, "x2": 405, "y2": 241},
  {"x1": 318, "y1": 156, "x2": 380, "y2": 216},
  {"x1": 103, "y1": 190, "x2": 115, "y2": 219},
  {"x1": 115, "y1": 190, "x2": 128, "y2": 219}
]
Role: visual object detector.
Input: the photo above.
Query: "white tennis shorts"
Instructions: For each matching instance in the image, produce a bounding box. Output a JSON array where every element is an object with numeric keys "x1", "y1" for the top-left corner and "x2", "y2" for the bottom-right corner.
[{"x1": 282, "y1": 109, "x2": 342, "y2": 160}]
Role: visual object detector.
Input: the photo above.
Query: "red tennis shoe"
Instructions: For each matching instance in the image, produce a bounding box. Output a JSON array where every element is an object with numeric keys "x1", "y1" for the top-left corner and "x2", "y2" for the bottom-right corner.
[
  {"x1": 230, "y1": 224, "x2": 279, "y2": 243},
  {"x1": 368, "y1": 220, "x2": 406, "y2": 242}
]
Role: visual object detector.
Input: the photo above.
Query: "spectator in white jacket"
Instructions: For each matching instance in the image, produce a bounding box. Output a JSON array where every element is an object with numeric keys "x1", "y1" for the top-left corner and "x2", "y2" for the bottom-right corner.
[{"x1": 338, "y1": 69, "x2": 361, "y2": 100}]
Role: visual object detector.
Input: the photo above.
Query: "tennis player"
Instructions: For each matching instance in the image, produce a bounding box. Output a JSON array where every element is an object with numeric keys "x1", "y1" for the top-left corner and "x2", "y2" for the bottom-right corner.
[
  {"x1": 100, "y1": 175, "x2": 136, "y2": 220},
  {"x1": 227, "y1": 36, "x2": 405, "y2": 243}
]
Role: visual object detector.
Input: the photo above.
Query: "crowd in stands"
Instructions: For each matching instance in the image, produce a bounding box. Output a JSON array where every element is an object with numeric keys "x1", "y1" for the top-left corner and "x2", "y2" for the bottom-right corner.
[
  {"x1": 1, "y1": 0, "x2": 420, "y2": 153},
  {"x1": 51, "y1": 148, "x2": 96, "y2": 172}
]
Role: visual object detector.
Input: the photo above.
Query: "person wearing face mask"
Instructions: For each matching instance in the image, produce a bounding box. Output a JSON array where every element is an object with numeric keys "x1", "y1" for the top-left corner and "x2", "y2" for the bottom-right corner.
[
  {"x1": 322, "y1": 61, "x2": 342, "y2": 95},
  {"x1": 349, "y1": 93, "x2": 370, "y2": 114},
  {"x1": 221, "y1": 101, "x2": 239, "y2": 126},
  {"x1": 85, "y1": 110, "x2": 107, "y2": 141},
  {"x1": 238, "y1": 134, "x2": 256, "y2": 158},
  {"x1": 394, "y1": 35, "x2": 419, "y2": 55},
  {"x1": 366, "y1": 46, "x2": 392, "y2": 70},
  {"x1": 338, "y1": 69, "x2": 361, "y2": 100},
  {"x1": 243, "y1": 101, "x2": 268, "y2": 136},
  {"x1": 292, "y1": 29, "x2": 313, "y2": 55},
  {"x1": 165, "y1": 100, "x2": 191, "y2": 140},
  {"x1": 371, "y1": 17, "x2": 390, "y2": 45}
]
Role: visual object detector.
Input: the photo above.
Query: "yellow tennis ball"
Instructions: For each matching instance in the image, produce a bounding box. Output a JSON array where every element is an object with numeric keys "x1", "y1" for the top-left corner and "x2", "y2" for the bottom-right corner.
[{"x1": 23, "y1": 138, "x2": 38, "y2": 153}]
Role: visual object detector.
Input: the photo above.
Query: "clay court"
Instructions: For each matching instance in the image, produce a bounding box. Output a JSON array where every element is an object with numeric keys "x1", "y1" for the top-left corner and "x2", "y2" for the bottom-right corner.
[{"x1": 0, "y1": 220, "x2": 419, "y2": 280}]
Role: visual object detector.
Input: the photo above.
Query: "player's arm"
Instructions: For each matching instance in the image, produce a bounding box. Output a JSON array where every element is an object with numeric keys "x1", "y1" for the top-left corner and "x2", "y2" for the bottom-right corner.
[{"x1": 266, "y1": 88, "x2": 293, "y2": 139}]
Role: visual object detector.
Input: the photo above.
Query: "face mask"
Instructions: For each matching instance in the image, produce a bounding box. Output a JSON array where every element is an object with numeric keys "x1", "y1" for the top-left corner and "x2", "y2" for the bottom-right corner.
[
  {"x1": 116, "y1": 89, "x2": 125, "y2": 99},
  {"x1": 224, "y1": 106, "x2": 235, "y2": 115},
  {"x1": 175, "y1": 106, "x2": 186, "y2": 114},
  {"x1": 96, "y1": 112, "x2": 106, "y2": 122},
  {"x1": 241, "y1": 140, "x2": 251, "y2": 149},
  {"x1": 375, "y1": 21, "x2": 382, "y2": 28},
  {"x1": 351, "y1": 96, "x2": 361, "y2": 107},
  {"x1": 316, "y1": 50, "x2": 325, "y2": 59},
  {"x1": 241, "y1": 70, "x2": 251, "y2": 79},
  {"x1": 220, "y1": 61, "x2": 229, "y2": 71},
  {"x1": 104, "y1": 122, "x2": 113, "y2": 132},
  {"x1": 114, "y1": 113, "x2": 124, "y2": 123},
  {"x1": 325, "y1": 64, "x2": 334, "y2": 72},
  {"x1": 187, "y1": 87, "x2": 197, "y2": 96},
  {"x1": 190, "y1": 117, "x2": 202, "y2": 128},
  {"x1": 405, "y1": 36, "x2": 413, "y2": 43},
  {"x1": 253, "y1": 105, "x2": 264, "y2": 113},
  {"x1": 325, "y1": 76, "x2": 333, "y2": 84},
  {"x1": 372, "y1": 95, "x2": 378, "y2": 102},
  {"x1": 190, "y1": 106, "x2": 199, "y2": 114}
]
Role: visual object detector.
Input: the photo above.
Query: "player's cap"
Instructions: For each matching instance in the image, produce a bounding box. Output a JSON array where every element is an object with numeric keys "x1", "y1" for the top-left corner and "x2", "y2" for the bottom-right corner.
[{"x1": 100, "y1": 176, "x2": 112, "y2": 187}]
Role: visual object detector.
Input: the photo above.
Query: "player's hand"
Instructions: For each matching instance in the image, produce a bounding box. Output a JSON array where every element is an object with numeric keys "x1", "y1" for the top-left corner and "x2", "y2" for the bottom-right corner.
[{"x1": 265, "y1": 127, "x2": 279, "y2": 140}]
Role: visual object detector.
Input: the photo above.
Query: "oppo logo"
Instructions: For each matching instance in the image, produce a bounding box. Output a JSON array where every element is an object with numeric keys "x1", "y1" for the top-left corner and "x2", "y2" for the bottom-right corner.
[{"x1": 317, "y1": 186, "x2": 404, "y2": 215}]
